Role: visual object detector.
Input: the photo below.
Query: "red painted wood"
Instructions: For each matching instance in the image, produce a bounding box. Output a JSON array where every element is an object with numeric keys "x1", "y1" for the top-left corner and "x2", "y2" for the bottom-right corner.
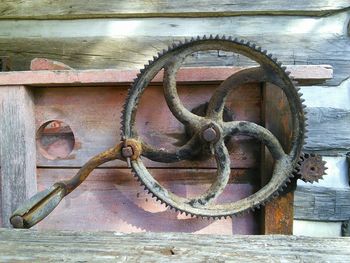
[
  {"x1": 0, "y1": 65, "x2": 332, "y2": 86},
  {"x1": 36, "y1": 168, "x2": 260, "y2": 234},
  {"x1": 34, "y1": 83, "x2": 262, "y2": 168}
]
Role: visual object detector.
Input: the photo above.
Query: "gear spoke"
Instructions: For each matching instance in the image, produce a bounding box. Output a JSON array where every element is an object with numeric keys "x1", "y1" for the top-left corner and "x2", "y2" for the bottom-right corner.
[
  {"x1": 141, "y1": 133, "x2": 201, "y2": 163},
  {"x1": 122, "y1": 36, "x2": 305, "y2": 218},
  {"x1": 223, "y1": 121, "x2": 286, "y2": 160},
  {"x1": 207, "y1": 67, "x2": 266, "y2": 121},
  {"x1": 163, "y1": 57, "x2": 203, "y2": 127},
  {"x1": 187, "y1": 141, "x2": 231, "y2": 207}
]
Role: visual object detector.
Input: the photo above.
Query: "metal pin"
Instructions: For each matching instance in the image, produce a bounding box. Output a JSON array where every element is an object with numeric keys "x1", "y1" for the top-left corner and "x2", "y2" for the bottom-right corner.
[{"x1": 126, "y1": 157, "x2": 131, "y2": 167}]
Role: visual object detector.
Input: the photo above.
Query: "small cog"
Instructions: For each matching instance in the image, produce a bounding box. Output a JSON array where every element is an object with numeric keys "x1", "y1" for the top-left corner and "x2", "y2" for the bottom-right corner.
[{"x1": 297, "y1": 153, "x2": 327, "y2": 183}]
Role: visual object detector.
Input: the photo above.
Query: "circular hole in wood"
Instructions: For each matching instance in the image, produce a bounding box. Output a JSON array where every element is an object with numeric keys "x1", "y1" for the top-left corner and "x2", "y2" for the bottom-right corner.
[{"x1": 37, "y1": 120, "x2": 75, "y2": 160}]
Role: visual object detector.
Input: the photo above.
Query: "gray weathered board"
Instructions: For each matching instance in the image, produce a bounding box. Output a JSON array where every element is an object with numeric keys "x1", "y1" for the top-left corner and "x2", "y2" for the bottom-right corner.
[
  {"x1": 304, "y1": 107, "x2": 350, "y2": 155},
  {"x1": 1, "y1": 1, "x2": 349, "y2": 18},
  {"x1": 0, "y1": 5, "x2": 349, "y2": 86},
  {"x1": 0, "y1": 86, "x2": 37, "y2": 227},
  {"x1": 294, "y1": 185, "x2": 350, "y2": 222},
  {"x1": 0, "y1": 229, "x2": 349, "y2": 262}
]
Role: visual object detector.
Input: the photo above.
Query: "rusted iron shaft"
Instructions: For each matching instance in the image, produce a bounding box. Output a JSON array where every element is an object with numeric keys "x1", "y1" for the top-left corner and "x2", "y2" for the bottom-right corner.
[{"x1": 10, "y1": 139, "x2": 141, "y2": 229}]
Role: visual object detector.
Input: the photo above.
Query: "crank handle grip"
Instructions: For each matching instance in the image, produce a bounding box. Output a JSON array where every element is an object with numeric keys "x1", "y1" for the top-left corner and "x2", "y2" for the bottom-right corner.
[{"x1": 10, "y1": 184, "x2": 66, "y2": 229}]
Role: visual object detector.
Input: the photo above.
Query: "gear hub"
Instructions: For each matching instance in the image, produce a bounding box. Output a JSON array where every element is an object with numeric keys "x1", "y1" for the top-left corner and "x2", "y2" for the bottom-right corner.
[{"x1": 121, "y1": 35, "x2": 306, "y2": 218}]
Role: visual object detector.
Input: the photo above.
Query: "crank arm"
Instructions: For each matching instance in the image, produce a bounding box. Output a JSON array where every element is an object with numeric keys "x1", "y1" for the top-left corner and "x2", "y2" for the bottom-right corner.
[{"x1": 10, "y1": 139, "x2": 141, "y2": 229}]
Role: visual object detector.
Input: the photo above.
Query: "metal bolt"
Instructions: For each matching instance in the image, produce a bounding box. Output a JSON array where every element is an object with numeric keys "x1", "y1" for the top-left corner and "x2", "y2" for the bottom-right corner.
[
  {"x1": 122, "y1": 146, "x2": 134, "y2": 158},
  {"x1": 202, "y1": 127, "x2": 218, "y2": 142},
  {"x1": 10, "y1": 215, "x2": 24, "y2": 228}
]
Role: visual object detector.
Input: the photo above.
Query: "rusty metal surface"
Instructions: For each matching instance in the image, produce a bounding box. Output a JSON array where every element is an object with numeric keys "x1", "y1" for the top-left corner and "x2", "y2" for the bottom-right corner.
[
  {"x1": 10, "y1": 140, "x2": 141, "y2": 228},
  {"x1": 121, "y1": 36, "x2": 306, "y2": 218},
  {"x1": 11, "y1": 36, "x2": 307, "y2": 228},
  {"x1": 297, "y1": 153, "x2": 327, "y2": 183}
]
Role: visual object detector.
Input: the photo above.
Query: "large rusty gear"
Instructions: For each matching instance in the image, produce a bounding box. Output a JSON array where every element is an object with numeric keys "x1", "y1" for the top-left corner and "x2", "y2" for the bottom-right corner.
[
  {"x1": 9, "y1": 35, "x2": 307, "y2": 228},
  {"x1": 297, "y1": 153, "x2": 327, "y2": 183},
  {"x1": 121, "y1": 35, "x2": 306, "y2": 218}
]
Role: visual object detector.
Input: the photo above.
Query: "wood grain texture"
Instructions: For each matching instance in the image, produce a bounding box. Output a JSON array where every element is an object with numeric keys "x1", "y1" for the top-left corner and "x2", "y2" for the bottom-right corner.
[
  {"x1": 0, "y1": 229, "x2": 349, "y2": 262},
  {"x1": 35, "y1": 168, "x2": 260, "y2": 234},
  {"x1": 304, "y1": 107, "x2": 350, "y2": 155},
  {"x1": 0, "y1": 0, "x2": 349, "y2": 19},
  {"x1": 261, "y1": 83, "x2": 294, "y2": 234},
  {"x1": 0, "y1": 11, "x2": 348, "y2": 85},
  {"x1": 294, "y1": 185, "x2": 350, "y2": 222},
  {"x1": 0, "y1": 35, "x2": 345, "y2": 85},
  {"x1": 0, "y1": 66, "x2": 332, "y2": 86},
  {"x1": 33, "y1": 83, "x2": 261, "y2": 168},
  {"x1": 0, "y1": 86, "x2": 37, "y2": 227}
]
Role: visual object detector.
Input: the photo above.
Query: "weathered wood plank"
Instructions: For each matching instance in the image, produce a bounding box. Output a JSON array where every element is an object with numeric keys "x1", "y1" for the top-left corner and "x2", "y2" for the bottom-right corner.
[
  {"x1": 0, "y1": 0, "x2": 349, "y2": 19},
  {"x1": 35, "y1": 168, "x2": 259, "y2": 234},
  {"x1": 261, "y1": 83, "x2": 294, "y2": 234},
  {"x1": 294, "y1": 185, "x2": 350, "y2": 222},
  {"x1": 0, "y1": 36, "x2": 345, "y2": 85},
  {"x1": 0, "y1": 66, "x2": 332, "y2": 86},
  {"x1": 0, "y1": 86, "x2": 37, "y2": 227},
  {"x1": 0, "y1": 11, "x2": 348, "y2": 85},
  {"x1": 33, "y1": 83, "x2": 261, "y2": 168},
  {"x1": 0, "y1": 229, "x2": 349, "y2": 262},
  {"x1": 304, "y1": 107, "x2": 350, "y2": 154}
]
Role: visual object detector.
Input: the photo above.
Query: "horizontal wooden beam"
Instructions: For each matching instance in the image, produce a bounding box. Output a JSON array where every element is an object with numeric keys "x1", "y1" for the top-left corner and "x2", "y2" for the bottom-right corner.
[
  {"x1": 294, "y1": 185, "x2": 350, "y2": 222},
  {"x1": 305, "y1": 107, "x2": 350, "y2": 154},
  {"x1": 0, "y1": 229, "x2": 349, "y2": 262},
  {"x1": 0, "y1": 65, "x2": 333, "y2": 87},
  {"x1": 0, "y1": 1, "x2": 349, "y2": 19},
  {"x1": 0, "y1": 11, "x2": 348, "y2": 85}
]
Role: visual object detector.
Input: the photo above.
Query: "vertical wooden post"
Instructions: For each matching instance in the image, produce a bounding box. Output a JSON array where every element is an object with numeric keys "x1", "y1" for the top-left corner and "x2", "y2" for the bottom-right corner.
[
  {"x1": 261, "y1": 83, "x2": 295, "y2": 234},
  {"x1": 0, "y1": 85, "x2": 37, "y2": 227}
]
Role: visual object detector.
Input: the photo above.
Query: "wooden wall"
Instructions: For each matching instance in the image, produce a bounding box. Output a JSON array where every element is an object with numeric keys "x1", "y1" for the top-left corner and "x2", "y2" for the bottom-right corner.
[{"x1": 0, "y1": 1, "x2": 350, "y2": 235}]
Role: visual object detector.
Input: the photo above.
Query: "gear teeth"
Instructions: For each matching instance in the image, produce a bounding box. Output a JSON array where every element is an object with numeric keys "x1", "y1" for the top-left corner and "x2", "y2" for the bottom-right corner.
[{"x1": 122, "y1": 35, "x2": 303, "y2": 219}]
